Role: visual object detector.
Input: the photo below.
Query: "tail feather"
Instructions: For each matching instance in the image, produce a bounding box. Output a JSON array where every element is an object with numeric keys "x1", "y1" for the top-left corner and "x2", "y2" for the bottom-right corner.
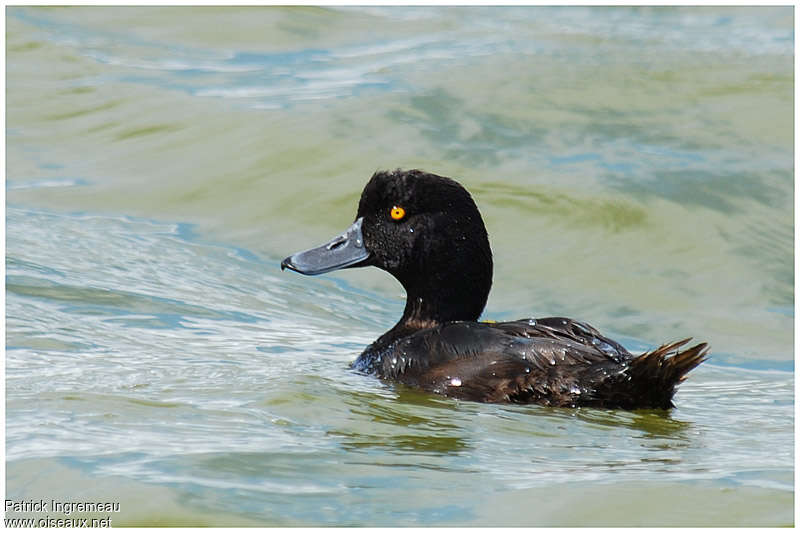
[
  {"x1": 623, "y1": 338, "x2": 709, "y2": 408},
  {"x1": 590, "y1": 338, "x2": 709, "y2": 409}
]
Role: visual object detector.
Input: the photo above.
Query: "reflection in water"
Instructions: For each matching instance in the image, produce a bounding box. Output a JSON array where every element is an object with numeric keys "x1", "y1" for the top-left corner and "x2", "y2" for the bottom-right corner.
[
  {"x1": 331, "y1": 388, "x2": 471, "y2": 455},
  {"x1": 574, "y1": 407, "x2": 692, "y2": 440},
  {"x1": 333, "y1": 432, "x2": 470, "y2": 456}
]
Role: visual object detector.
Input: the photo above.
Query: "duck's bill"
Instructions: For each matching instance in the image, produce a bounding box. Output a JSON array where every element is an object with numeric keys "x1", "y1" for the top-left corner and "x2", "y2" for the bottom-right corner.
[{"x1": 281, "y1": 217, "x2": 370, "y2": 276}]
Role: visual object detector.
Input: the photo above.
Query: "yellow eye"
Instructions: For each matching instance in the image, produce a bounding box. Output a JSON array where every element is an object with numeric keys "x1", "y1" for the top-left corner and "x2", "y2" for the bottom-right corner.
[{"x1": 390, "y1": 206, "x2": 406, "y2": 221}]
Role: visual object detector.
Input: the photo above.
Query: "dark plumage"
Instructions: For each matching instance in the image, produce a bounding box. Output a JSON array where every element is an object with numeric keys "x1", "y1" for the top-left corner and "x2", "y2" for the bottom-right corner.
[{"x1": 282, "y1": 169, "x2": 708, "y2": 409}]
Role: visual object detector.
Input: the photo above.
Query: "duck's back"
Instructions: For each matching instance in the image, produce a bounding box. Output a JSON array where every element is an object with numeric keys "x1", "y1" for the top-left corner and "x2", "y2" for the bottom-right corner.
[{"x1": 354, "y1": 317, "x2": 707, "y2": 409}]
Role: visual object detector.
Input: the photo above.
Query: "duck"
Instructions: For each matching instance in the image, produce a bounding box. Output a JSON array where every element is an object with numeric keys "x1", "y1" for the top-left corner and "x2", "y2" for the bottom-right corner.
[{"x1": 281, "y1": 169, "x2": 708, "y2": 409}]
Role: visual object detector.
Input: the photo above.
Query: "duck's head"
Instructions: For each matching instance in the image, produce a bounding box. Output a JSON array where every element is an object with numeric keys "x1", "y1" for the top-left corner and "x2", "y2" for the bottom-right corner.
[{"x1": 282, "y1": 169, "x2": 493, "y2": 326}]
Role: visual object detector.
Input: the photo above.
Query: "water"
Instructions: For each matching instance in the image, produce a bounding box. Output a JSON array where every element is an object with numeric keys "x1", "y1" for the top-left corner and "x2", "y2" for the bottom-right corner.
[{"x1": 6, "y1": 6, "x2": 793, "y2": 526}]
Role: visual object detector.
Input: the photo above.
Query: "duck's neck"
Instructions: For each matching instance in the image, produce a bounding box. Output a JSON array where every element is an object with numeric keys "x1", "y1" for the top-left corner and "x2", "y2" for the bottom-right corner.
[
  {"x1": 355, "y1": 275, "x2": 490, "y2": 372},
  {"x1": 403, "y1": 283, "x2": 483, "y2": 325},
  {"x1": 372, "y1": 272, "x2": 491, "y2": 349}
]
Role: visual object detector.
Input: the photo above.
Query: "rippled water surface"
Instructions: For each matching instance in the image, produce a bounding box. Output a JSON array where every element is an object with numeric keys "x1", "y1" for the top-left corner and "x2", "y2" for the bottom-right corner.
[{"x1": 6, "y1": 6, "x2": 794, "y2": 526}]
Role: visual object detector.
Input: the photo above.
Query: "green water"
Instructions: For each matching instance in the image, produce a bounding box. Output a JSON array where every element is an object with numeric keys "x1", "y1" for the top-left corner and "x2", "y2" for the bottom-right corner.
[{"x1": 6, "y1": 6, "x2": 793, "y2": 526}]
